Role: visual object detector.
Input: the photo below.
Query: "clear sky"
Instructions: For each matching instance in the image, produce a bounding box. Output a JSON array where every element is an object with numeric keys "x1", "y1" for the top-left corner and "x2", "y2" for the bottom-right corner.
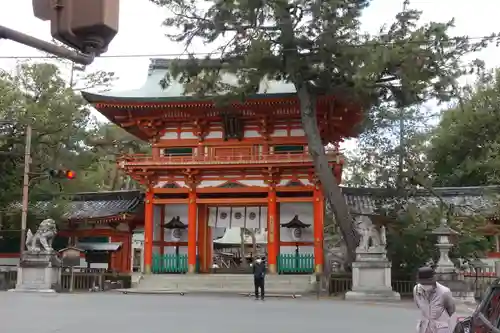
[{"x1": 1, "y1": 0, "x2": 499, "y2": 148}]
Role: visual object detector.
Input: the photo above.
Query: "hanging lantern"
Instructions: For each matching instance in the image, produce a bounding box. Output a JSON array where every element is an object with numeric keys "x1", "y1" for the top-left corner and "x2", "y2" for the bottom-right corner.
[
  {"x1": 292, "y1": 228, "x2": 303, "y2": 241},
  {"x1": 171, "y1": 228, "x2": 183, "y2": 241}
]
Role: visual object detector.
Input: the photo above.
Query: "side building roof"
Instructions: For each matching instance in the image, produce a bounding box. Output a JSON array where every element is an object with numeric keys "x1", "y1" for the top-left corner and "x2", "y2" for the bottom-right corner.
[
  {"x1": 8, "y1": 190, "x2": 143, "y2": 223},
  {"x1": 40, "y1": 185, "x2": 500, "y2": 222},
  {"x1": 342, "y1": 186, "x2": 500, "y2": 216},
  {"x1": 62, "y1": 190, "x2": 143, "y2": 221}
]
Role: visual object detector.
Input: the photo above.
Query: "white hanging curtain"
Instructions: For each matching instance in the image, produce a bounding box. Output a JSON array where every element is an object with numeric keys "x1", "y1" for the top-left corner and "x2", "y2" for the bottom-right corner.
[
  {"x1": 231, "y1": 207, "x2": 246, "y2": 228},
  {"x1": 209, "y1": 207, "x2": 232, "y2": 227},
  {"x1": 207, "y1": 207, "x2": 218, "y2": 227},
  {"x1": 245, "y1": 206, "x2": 262, "y2": 229}
]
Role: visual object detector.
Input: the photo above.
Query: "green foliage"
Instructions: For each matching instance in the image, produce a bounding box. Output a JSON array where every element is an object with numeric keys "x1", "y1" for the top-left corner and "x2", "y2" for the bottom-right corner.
[
  {"x1": 0, "y1": 61, "x2": 147, "y2": 230},
  {"x1": 344, "y1": 105, "x2": 433, "y2": 187},
  {"x1": 384, "y1": 202, "x2": 491, "y2": 275},
  {"x1": 152, "y1": 0, "x2": 493, "y2": 109},
  {"x1": 430, "y1": 69, "x2": 500, "y2": 186},
  {"x1": 82, "y1": 123, "x2": 150, "y2": 191}
]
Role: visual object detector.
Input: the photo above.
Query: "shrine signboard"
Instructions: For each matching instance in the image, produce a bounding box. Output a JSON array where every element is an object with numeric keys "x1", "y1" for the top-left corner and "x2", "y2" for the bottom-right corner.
[{"x1": 59, "y1": 247, "x2": 83, "y2": 267}]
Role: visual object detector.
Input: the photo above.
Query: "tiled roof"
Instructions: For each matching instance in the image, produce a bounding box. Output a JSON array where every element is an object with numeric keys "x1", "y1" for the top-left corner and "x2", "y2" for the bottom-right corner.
[
  {"x1": 75, "y1": 242, "x2": 123, "y2": 252},
  {"x1": 8, "y1": 190, "x2": 143, "y2": 221},
  {"x1": 17, "y1": 186, "x2": 498, "y2": 221},
  {"x1": 341, "y1": 186, "x2": 500, "y2": 215},
  {"x1": 63, "y1": 190, "x2": 143, "y2": 220}
]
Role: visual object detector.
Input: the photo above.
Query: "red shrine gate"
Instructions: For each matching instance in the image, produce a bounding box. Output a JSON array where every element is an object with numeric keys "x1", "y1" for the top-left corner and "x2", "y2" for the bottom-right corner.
[{"x1": 83, "y1": 58, "x2": 362, "y2": 274}]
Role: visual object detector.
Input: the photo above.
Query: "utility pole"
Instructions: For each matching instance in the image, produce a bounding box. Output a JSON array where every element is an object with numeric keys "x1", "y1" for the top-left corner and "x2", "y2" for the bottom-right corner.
[
  {"x1": 19, "y1": 124, "x2": 32, "y2": 254},
  {"x1": 397, "y1": 0, "x2": 409, "y2": 192}
]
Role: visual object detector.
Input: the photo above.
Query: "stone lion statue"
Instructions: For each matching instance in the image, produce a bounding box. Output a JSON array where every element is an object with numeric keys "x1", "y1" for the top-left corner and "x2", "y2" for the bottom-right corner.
[
  {"x1": 356, "y1": 216, "x2": 387, "y2": 251},
  {"x1": 25, "y1": 218, "x2": 58, "y2": 253}
]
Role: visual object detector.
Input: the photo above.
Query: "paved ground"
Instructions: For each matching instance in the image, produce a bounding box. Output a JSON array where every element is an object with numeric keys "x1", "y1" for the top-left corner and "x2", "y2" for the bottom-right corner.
[{"x1": 0, "y1": 293, "x2": 470, "y2": 333}]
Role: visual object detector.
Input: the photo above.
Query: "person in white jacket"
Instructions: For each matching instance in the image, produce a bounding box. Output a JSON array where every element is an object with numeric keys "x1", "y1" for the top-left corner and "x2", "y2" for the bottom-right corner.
[{"x1": 413, "y1": 267, "x2": 456, "y2": 333}]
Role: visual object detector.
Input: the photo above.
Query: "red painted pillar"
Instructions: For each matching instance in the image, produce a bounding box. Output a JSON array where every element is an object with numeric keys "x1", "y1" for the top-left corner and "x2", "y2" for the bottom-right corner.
[
  {"x1": 152, "y1": 147, "x2": 161, "y2": 160},
  {"x1": 110, "y1": 235, "x2": 120, "y2": 272},
  {"x1": 313, "y1": 185, "x2": 324, "y2": 273},
  {"x1": 267, "y1": 186, "x2": 278, "y2": 273},
  {"x1": 159, "y1": 206, "x2": 165, "y2": 256},
  {"x1": 124, "y1": 233, "x2": 132, "y2": 272},
  {"x1": 197, "y1": 204, "x2": 207, "y2": 272},
  {"x1": 144, "y1": 190, "x2": 154, "y2": 274},
  {"x1": 187, "y1": 189, "x2": 197, "y2": 273}
]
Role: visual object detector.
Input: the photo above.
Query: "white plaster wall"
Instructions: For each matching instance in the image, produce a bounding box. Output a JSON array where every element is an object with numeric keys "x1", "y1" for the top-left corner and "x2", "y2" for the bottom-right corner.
[
  {"x1": 300, "y1": 178, "x2": 313, "y2": 185},
  {"x1": 161, "y1": 132, "x2": 177, "y2": 139},
  {"x1": 270, "y1": 129, "x2": 288, "y2": 137},
  {"x1": 279, "y1": 202, "x2": 314, "y2": 243},
  {"x1": 197, "y1": 179, "x2": 267, "y2": 188},
  {"x1": 277, "y1": 178, "x2": 313, "y2": 187},
  {"x1": 238, "y1": 180, "x2": 266, "y2": 187},
  {"x1": 180, "y1": 131, "x2": 197, "y2": 139},
  {"x1": 244, "y1": 130, "x2": 260, "y2": 138},
  {"x1": 278, "y1": 179, "x2": 290, "y2": 186},
  {"x1": 198, "y1": 180, "x2": 226, "y2": 188},
  {"x1": 290, "y1": 128, "x2": 305, "y2": 137},
  {"x1": 206, "y1": 130, "x2": 223, "y2": 139}
]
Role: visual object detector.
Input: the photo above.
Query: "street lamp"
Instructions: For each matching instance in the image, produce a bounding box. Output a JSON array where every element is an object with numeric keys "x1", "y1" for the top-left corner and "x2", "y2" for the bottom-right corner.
[{"x1": 431, "y1": 217, "x2": 459, "y2": 277}]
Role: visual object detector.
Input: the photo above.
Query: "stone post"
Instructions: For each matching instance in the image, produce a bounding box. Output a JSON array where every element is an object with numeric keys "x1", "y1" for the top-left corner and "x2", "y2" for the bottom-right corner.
[{"x1": 495, "y1": 261, "x2": 500, "y2": 278}]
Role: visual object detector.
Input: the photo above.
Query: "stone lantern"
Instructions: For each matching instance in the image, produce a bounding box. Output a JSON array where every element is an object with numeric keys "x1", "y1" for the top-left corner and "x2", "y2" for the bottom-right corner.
[{"x1": 432, "y1": 217, "x2": 459, "y2": 276}]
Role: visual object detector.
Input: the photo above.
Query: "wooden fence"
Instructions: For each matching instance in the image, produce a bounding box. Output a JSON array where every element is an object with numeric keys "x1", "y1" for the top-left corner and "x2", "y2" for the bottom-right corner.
[
  {"x1": 277, "y1": 253, "x2": 315, "y2": 274},
  {"x1": 0, "y1": 270, "x2": 131, "y2": 292},
  {"x1": 329, "y1": 272, "x2": 499, "y2": 298}
]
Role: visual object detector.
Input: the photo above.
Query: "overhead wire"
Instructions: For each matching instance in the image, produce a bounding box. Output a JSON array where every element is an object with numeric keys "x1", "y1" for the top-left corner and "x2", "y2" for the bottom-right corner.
[{"x1": 0, "y1": 34, "x2": 497, "y2": 60}]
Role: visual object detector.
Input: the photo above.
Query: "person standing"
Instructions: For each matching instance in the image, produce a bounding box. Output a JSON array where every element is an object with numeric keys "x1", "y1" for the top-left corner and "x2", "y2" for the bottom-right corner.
[
  {"x1": 414, "y1": 267, "x2": 456, "y2": 333},
  {"x1": 252, "y1": 257, "x2": 266, "y2": 300}
]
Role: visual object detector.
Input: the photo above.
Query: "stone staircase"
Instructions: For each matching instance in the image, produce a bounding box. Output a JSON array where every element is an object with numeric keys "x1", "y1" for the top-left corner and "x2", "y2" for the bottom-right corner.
[{"x1": 135, "y1": 274, "x2": 315, "y2": 296}]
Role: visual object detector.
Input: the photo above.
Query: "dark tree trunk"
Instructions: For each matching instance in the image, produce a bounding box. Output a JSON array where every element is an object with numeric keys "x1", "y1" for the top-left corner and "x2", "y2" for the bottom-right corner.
[{"x1": 295, "y1": 84, "x2": 359, "y2": 266}]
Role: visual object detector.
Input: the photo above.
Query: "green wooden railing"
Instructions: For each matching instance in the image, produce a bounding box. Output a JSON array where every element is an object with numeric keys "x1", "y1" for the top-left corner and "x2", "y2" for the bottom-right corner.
[
  {"x1": 152, "y1": 254, "x2": 188, "y2": 273},
  {"x1": 277, "y1": 253, "x2": 314, "y2": 274}
]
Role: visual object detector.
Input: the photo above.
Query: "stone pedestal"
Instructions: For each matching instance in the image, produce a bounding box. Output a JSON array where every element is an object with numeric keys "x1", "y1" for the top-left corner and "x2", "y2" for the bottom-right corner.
[
  {"x1": 10, "y1": 252, "x2": 61, "y2": 293},
  {"x1": 345, "y1": 247, "x2": 401, "y2": 301}
]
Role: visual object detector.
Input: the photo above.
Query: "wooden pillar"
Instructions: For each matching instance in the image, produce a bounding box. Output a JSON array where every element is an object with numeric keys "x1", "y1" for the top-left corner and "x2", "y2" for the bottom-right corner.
[
  {"x1": 110, "y1": 235, "x2": 120, "y2": 272},
  {"x1": 152, "y1": 147, "x2": 161, "y2": 160},
  {"x1": 206, "y1": 224, "x2": 213, "y2": 271},
  {"x1": 187, "y1": 189, "x2": 197, "y2": 273},
  {"x1": 124, "y1": 233, "x2": 132, "y2": 272},
  {"x1": 197, "y1": 204, "x2": 207, "y2": 272},
  {"x1": 144, "y1": 190, "x2": 154, "y2": 274},
  {"x1": 159, "y1": 205, "x2": 165, "y2": 256},
  {"x1": 267, "y1": 185, "x2": 278, "y2": 273},
  {"x1": 313, "y1": 185, "x2": 324, "y2": 273}
]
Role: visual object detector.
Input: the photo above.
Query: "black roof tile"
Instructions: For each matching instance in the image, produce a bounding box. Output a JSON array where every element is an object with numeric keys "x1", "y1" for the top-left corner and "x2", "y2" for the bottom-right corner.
[{"x1": 17, "y1": 186, "x2": 499, "y2": 221}]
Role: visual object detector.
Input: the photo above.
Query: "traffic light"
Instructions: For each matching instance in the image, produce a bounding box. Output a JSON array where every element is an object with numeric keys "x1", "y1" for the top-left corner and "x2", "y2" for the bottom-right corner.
[
  {"x1": 48, "y1": 169, "x2": 76, "y2": 180},
  {"x1": 32, "y1": 0, "x2": 119, "y2": 56}
]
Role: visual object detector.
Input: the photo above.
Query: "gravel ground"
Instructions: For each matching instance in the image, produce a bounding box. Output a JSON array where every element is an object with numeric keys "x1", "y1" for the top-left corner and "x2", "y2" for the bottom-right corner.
[{"x1": 0, "y1": 292, "x2": 441, "y2": 333}]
